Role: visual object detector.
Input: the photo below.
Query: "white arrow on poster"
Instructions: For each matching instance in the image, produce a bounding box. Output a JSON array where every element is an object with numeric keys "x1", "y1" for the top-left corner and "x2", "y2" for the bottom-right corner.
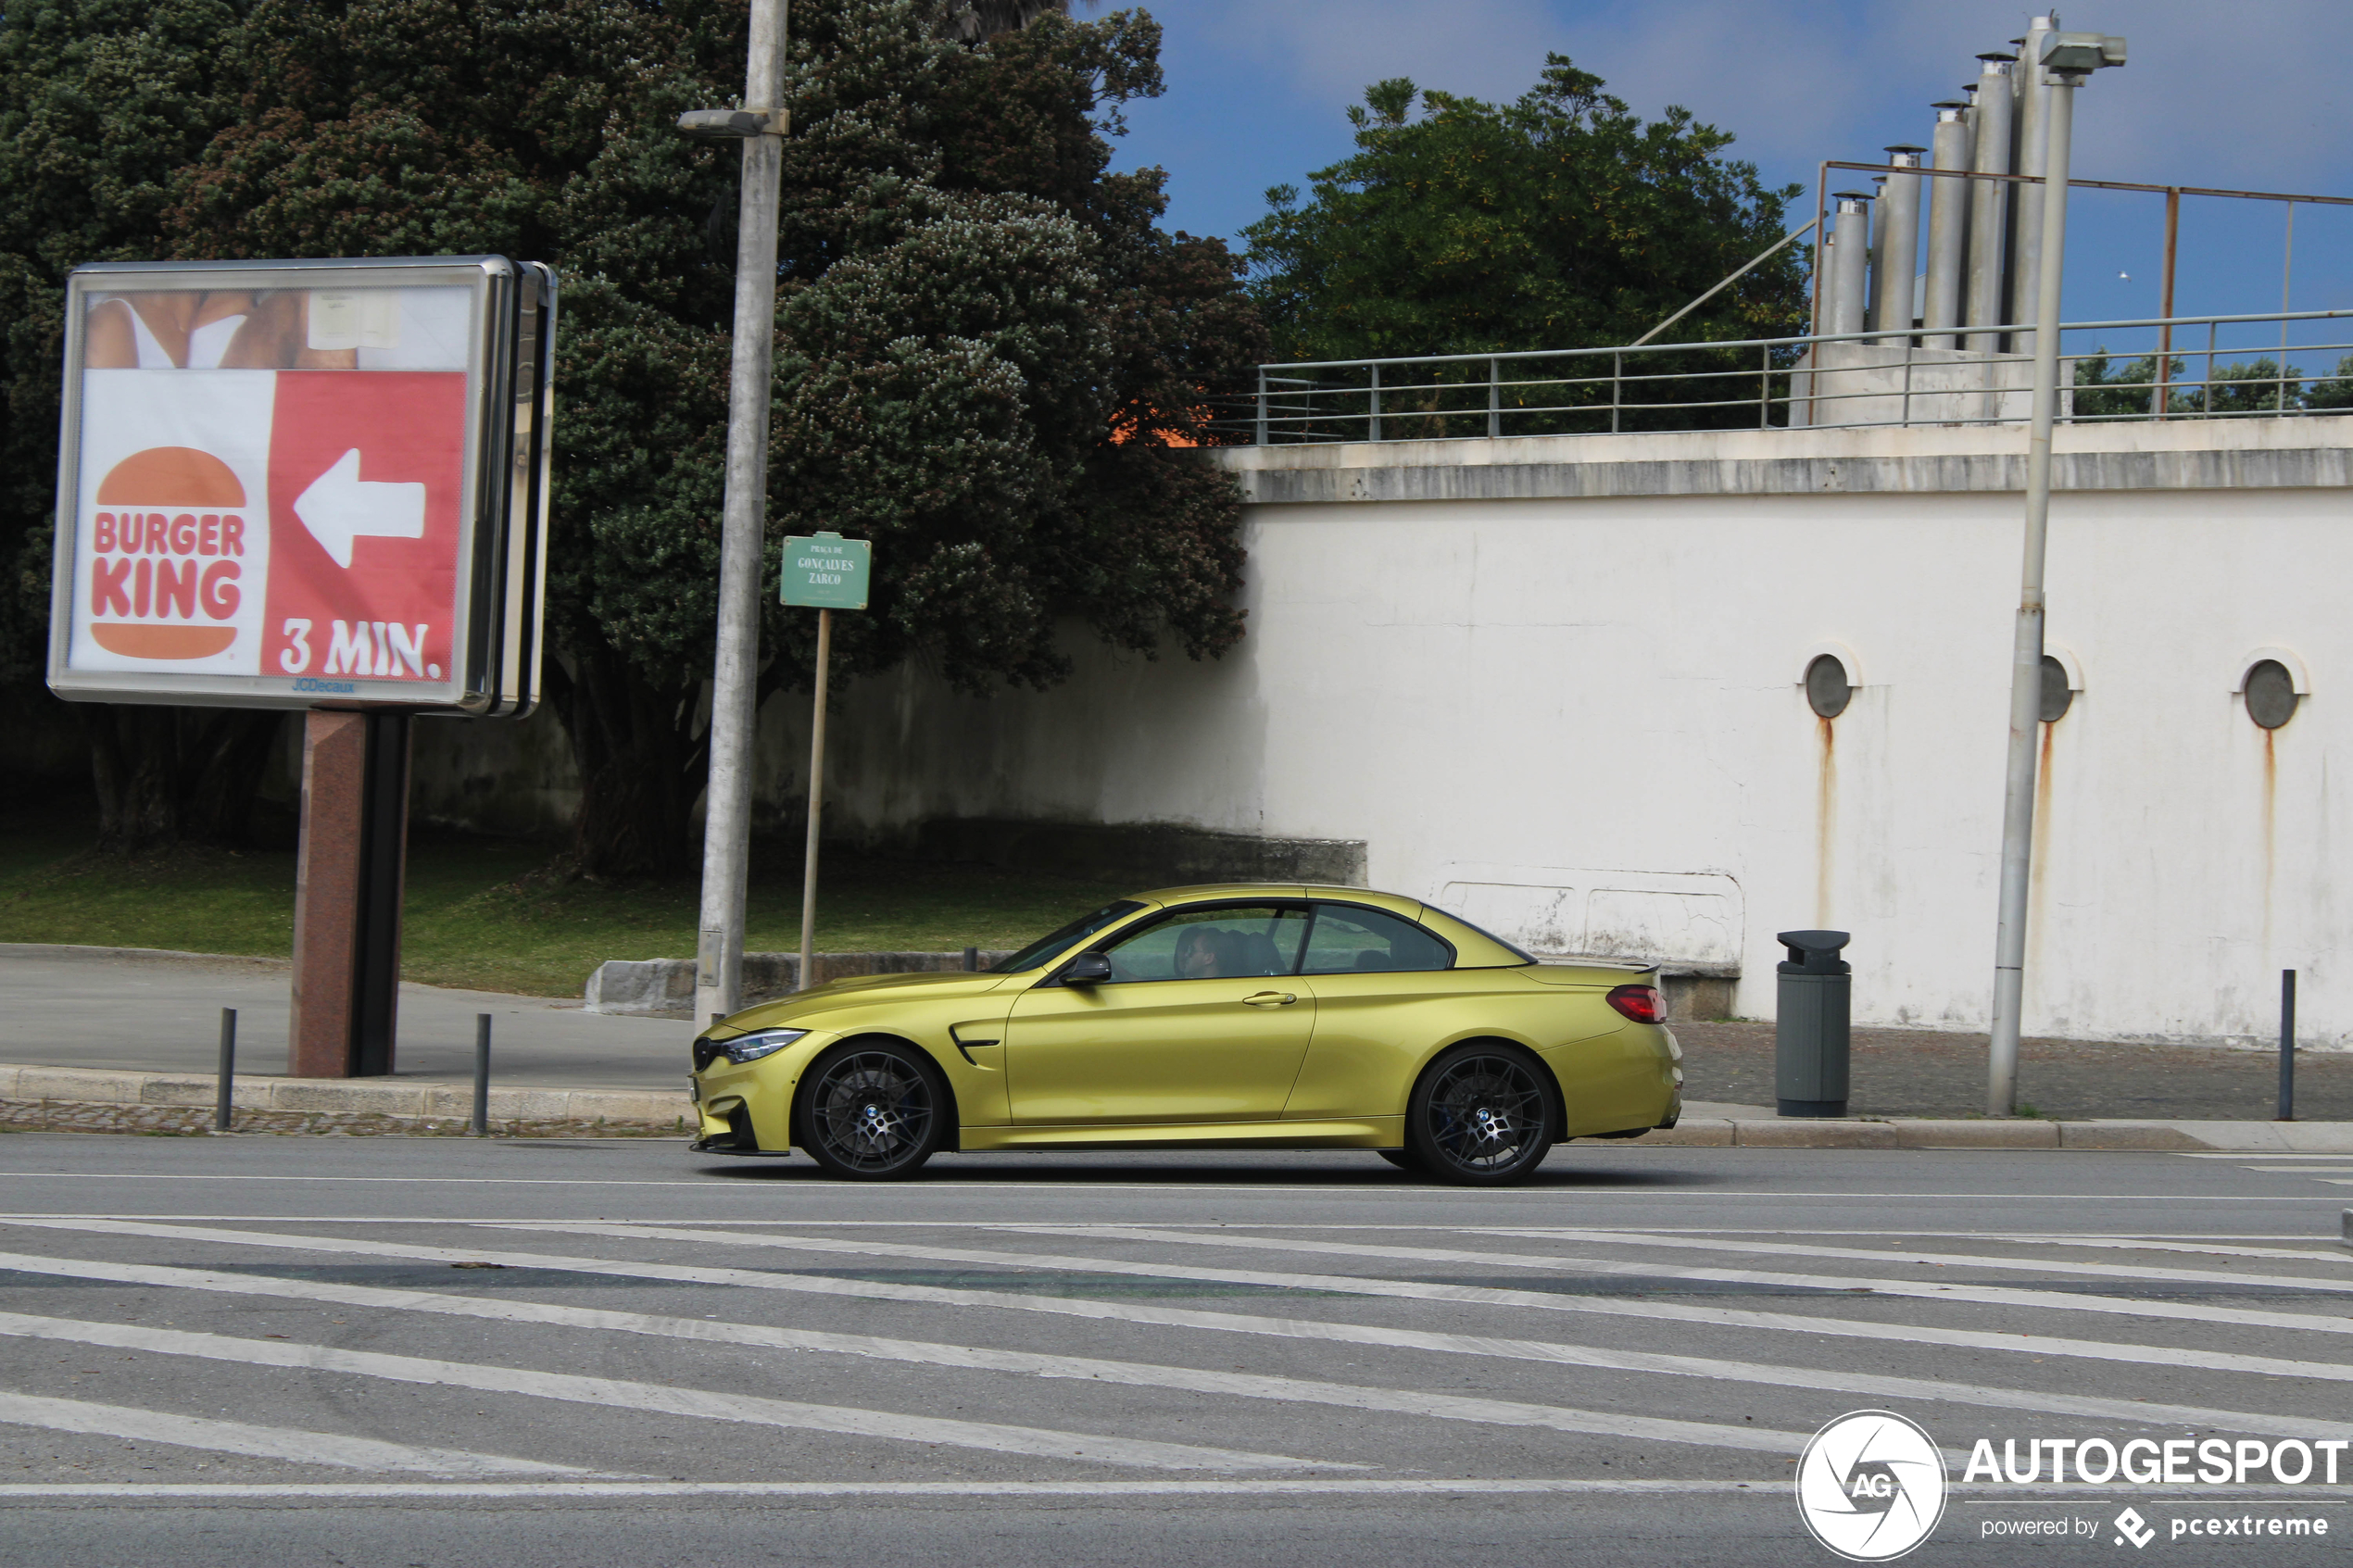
[{"x1": 295, "y1": 447, "x2": 428, "y2": 568}]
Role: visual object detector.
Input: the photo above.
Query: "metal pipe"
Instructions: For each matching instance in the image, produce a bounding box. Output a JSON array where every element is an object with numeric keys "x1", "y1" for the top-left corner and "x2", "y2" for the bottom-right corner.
[
  {"x1": 1631, "y1": 219, "x2": 1818, "y2": 346},
  {"x1": 1964, "y1": 56, "x2": 2015, "y2": 351},
  {"x1": 1488, "y1": 358, "x2": 1500, "y2": 438},
  {"x1": 1254, "y1": 365, "x2": 1267, "y2": 446},
  {"x1": 2011, "y1": 17, "x2": 2058, "y2": 357},
  {"x1": 1867, "y1": 175, "x2": 1890, "y2": 333},
  {"x1": 1922, "y1": 105, "x2": 1972, "y2": 349},
  {"x1": 2280, "y1": 970, "x2": 2297, "y2": 1122},
  {"x1": 693, "y1": 0, "x2": 789, "y2": 1033},
  {"x1": 214, "y1": 1008, "x2": 236, "y2": 1133},
  {"x1": 963, "y1": 946, "x2": 978, "y2": 973},
  {"x1": 472, "y1": 1013, "x2": 491, "y2": 1135},
  {"x1": 1872, "y1": 148, "x2": 1926, "y2": 336},
  {"x1": 1826, "y1": 194, "x2": 1870, "y2": 337},
  {"x1": 2155, "y1": 188, "x2": 2179, "y2": 415},
  {"x1": 1988, "y1": 70, "x2": 2080, "y2": 1118},
  {"x1": 797, "y1": 607, "x2": 832, "y2": 991},
  {"x1": 1367, "y1": 362, "x2": 1380, "y2": 442}
]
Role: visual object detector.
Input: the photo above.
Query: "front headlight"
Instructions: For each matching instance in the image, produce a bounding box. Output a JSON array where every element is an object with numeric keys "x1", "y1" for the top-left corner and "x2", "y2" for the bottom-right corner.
[{"x1": 720, "y1": 1028, "x2": 807, "y2": 1065}]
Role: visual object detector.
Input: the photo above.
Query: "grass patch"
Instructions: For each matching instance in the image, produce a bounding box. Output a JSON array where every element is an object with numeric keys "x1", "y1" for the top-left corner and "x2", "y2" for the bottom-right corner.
[{"x1": 0, "y1": 798, "x2": 1129, "y2": 998}]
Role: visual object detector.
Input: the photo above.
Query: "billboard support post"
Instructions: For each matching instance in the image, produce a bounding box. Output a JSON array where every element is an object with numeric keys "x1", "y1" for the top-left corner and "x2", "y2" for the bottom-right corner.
[{"x1": 289, "y1": 709, "x2": 409, "y2": 1077}]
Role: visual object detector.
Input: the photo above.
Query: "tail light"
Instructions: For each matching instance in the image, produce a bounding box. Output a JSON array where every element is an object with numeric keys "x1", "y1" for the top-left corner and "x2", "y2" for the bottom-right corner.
[{"x1": 1606, "y1": 984, "x2": 1666, "y2": 1024}]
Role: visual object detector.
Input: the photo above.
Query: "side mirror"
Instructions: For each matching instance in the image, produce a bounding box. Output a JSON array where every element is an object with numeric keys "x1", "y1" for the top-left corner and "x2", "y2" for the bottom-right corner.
[{"x1": 1063, "y1": 951, "x2": 1113, "y2": 985}]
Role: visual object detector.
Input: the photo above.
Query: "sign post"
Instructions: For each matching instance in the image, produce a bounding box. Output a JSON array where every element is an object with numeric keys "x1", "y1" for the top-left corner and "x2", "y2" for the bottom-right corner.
[
  {"x1": 47, "y1": 256, "x2": 556, "y2": 1076},
  {"x1": 780, "y1": 532, "x2": 871, "y2": 993}
]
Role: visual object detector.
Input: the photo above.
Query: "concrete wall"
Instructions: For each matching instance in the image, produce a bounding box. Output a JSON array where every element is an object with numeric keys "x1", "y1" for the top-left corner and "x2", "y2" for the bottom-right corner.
[{"x1": 744, "y1": 417, "x2": 2352, "y2": 1047}]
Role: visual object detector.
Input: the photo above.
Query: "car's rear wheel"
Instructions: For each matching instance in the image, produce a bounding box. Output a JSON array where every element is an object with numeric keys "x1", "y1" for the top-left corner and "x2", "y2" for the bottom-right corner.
[
  {"x1": 795, "y1": 1041, "x2": 946, "y2": 1180},
  {"x1": 1405, "y1": 1043, "x2": 1556, "y2": 1185}
]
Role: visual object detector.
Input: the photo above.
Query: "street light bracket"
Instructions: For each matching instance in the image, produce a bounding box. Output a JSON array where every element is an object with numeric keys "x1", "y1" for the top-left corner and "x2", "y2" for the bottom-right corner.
[
  {"x1": 2040, "y1": 32, "x2": 2126, "y2": 73},
  {"x1": 675, "y1": 107, "x2": 789, "y2": 139}
]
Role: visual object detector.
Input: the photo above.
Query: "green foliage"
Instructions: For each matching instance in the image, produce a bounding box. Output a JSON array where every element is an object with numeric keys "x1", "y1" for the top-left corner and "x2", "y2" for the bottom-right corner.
[
  {"x1": 0, "y1": 0, "x2": 1264, "y2": 872},
  {"x1": 0, "y1": 0, "x2": 253, "y2": 687},
  {"x1": 1241, "y1": 56, "x2": 1807, "y2": 365},
  {"x1": 2075, "y1": 349, "x2": 2353, "y2": 418}
]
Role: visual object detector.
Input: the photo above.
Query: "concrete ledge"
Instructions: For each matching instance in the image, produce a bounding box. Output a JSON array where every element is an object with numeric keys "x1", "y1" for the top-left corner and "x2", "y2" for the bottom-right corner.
[
  {"x1": 585, "y1": 949, "x2": 1018, "y2": 1016},
  {"x1": 1621, "y1": 1116, "x2": 2341, "y2": 1151},
  {"x1": 1733, "y1": 1119, "x2": 1902, "y2": 1148},
  {"x1": 1893, "y1": 1119, "x2": 2060, "y2": 1149}
]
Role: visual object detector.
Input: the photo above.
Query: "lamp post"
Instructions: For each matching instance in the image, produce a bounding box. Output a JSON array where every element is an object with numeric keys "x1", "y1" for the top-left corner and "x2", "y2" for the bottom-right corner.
[
  {"x1": 1987, "y1": 30, "x2": 2125, "y2": 1116},
  {"x1": 677, "y1": 0, "x2": 789, "y2": 1033}
]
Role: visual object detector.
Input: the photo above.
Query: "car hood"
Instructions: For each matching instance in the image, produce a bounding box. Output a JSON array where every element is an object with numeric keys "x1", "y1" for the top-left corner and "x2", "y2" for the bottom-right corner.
[{"x1": 708, "y1": 968, "x2": 1019, "y2": 1037}]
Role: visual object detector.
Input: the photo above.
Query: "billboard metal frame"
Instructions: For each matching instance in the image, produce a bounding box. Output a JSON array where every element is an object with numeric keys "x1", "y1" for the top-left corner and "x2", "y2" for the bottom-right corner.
[{"x1": 45, "y1": 254, "x2": 553, "y2": 717}]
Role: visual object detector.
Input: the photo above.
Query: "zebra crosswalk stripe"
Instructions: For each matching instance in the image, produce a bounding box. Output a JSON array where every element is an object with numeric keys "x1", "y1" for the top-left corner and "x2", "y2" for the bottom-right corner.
[
  {"x1": 0, "y1": 1310, "x2": 1340, "y2": 1473},
  {"x1": 0, "y1": 1391, "x2": 591, "y2": 1476}
]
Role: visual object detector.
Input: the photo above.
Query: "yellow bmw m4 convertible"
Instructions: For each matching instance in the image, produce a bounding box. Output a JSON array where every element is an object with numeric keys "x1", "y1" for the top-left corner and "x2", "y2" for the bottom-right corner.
[{"x1": 689, "y1": 884, "x2": 1684, "y2": 1185}]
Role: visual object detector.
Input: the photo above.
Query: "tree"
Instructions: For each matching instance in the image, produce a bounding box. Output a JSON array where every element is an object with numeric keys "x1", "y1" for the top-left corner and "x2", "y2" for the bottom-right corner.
[
  {"x1": 1241, "y1": 58, "x2": 1807, "y2": 367},
  {"x1": 0, "y1": 0, "x2": 299, "y2": 852},
  {"x1": 6, "y1": 0, "x2": 1264, "y2": 872}
]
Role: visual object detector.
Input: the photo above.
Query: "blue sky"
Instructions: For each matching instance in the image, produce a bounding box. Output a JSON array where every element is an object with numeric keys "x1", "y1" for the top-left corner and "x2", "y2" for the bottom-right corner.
[{"x1": 1105, "y1": 0, "x2": 2353, "y2": 358}]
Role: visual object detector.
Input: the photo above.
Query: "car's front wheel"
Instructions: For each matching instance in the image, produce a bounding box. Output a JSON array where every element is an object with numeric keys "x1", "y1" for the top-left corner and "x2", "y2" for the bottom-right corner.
[
  {"x1": 1404, "y1": 1043, "x2": 1557, "y2": 1185},
  {"x1": 795, "y1": 1040, "x2": 947, "y2": 1180}
]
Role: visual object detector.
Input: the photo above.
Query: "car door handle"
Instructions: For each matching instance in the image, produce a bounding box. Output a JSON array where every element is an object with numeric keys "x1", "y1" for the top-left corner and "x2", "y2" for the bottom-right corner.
[{"x1": 1242, "y1": 991, "x2": 1298, "y2": 1006}]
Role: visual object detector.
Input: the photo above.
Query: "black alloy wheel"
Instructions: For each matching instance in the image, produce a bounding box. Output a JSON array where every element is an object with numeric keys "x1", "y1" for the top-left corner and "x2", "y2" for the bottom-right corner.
[
  {"x1": 1405, "y1": 1044, "x2": 1556, "y2": 1185},
  {"x1": 795, "y1": 1042, "x2": 946, "y2": 1180}
]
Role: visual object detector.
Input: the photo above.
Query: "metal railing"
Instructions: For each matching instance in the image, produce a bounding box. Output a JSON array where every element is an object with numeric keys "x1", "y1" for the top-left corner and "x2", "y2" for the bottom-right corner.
[{"x1": 1213, "y1": 309, "x2": 2353, "y2": 445}]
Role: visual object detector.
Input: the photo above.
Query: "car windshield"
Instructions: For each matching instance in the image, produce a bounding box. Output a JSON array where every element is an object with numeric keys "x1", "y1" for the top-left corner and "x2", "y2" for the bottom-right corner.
[{"x1": 988, "y1": 900, "x2": 1146, "y2": 973}]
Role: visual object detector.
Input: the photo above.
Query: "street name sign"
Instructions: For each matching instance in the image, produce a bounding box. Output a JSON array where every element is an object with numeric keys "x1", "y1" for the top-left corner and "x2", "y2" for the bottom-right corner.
[
  {"x1": 780, "y1": 532, "x2": 871, "y2": 610},
  {"x1": 46, "y1": 256, "x2": 556, "y2": 716}
]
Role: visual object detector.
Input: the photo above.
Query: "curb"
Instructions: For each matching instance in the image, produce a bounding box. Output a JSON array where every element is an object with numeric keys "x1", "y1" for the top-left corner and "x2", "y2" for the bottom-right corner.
[
  {"x1": 0, "y1": 1064, "x2": 686, "y2": 1127},
  {"x1": 2, "y1": 1064, "x2": 2347, "y2": 1150},
  {"x1": 1636, "y1": 1117, "x2": 2353, "y2": 1153}
]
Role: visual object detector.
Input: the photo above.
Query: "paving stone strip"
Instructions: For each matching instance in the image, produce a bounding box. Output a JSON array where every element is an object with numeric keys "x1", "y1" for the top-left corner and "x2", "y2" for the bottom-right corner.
[{"x1": 0, "y1": 1098, "x2": 686, "y2": 1139}]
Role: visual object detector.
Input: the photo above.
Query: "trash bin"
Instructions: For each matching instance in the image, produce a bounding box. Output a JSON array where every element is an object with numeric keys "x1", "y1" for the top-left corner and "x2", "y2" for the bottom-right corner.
[{"x1": 1776, "y1": 930, "x2": 1851, "y2": 1118}]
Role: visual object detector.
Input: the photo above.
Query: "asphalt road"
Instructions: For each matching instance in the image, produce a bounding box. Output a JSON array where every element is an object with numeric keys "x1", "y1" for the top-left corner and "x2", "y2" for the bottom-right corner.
[{"x1": 2, "y1": 1136, "x2": 2350, "y2": 1565}]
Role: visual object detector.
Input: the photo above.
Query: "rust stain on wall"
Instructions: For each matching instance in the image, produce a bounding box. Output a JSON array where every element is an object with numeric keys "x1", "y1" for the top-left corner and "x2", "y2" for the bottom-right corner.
[
  {"x1": 1816, "y1": 715, "x2": 1837, "y2": 926},
  {"x1": 2029, "y1": 721, "x2": 2055, "y2": 971},
  {"x1": 2263, "y1": 727, "x2": 2277, "y2": 948}
]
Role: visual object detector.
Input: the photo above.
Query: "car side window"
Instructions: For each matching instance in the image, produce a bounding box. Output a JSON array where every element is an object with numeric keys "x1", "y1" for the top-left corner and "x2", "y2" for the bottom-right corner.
[
  {"x1": 1300, "y1": 904, "x2": 1453, "y2": 974},
  {"x1": 1101, "y1": 905, "x2": 1309, "y2": 983}
]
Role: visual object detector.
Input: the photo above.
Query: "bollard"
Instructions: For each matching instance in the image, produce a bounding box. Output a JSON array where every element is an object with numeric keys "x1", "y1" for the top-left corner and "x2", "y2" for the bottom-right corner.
[
  {"x1": 2280, "y1": 970, "x2": 2297, "y2": 1123},
  {"x1": 472, "y1": 1014, "x2": 492, "y2": 1136},
  {"x1": 963, "y1": 946, "x2": 978, "y2": 972},
  {"x1": 215, "y1": 1008, "x2": 237, "y2": 1132},
  {"x1": 1775, "y1": 930, "x2": 1852, "y2": 1118}
]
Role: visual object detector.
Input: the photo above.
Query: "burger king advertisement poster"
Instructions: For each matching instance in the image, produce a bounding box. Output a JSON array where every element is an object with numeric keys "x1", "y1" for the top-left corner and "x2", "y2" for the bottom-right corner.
[{"x1": 47, "y1": 257, "x2": 554, "y2": 716}]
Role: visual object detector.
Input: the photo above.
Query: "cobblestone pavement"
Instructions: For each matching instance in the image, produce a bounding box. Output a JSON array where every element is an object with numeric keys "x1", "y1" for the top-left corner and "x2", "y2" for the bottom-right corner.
[
  {"x1": 1675, "y1": 1019, "x2": 2351, "y2": 1121},
  {"x1": 0, "y1": 1098, "x2": 686, "y2": 1138}
]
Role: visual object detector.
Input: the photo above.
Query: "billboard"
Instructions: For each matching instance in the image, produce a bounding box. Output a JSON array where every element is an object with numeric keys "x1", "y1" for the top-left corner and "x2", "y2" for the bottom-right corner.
[{"x1": 46, "y1": 257, "x2": 554, "y2": 715}]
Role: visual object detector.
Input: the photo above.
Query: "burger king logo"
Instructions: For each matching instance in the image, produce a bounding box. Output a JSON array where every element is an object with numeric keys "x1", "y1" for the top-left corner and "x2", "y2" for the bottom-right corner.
[{"x1": 87, "y1": 445, "x2": 247, "y2": 660}]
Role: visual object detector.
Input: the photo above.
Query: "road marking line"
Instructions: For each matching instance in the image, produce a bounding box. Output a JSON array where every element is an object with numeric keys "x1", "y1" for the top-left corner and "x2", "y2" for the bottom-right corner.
[
  {"x1": 957, "y1": 1223, "x2": 2353, "y2": 1338},
  {"x1": 11, "y1": 1224, "x2": 2351, "y2": 1440},
  {"x1": 0, "y1": 1391, "x2": 590, "y2": 1476},
  {"x1": 0, "y1": 1180, "x2": 2339, "y2": 1201},
  {"x1": 8, "y1": 1248, "x2": 2346, "y2": 1444},
  {"x1": 0, "y1": 1250, "x2": 1802, "y2": 1457},
  {"x1": 0, "y1": 1310, "x2": 1335, "y2": 1473},
  {"x1": 1451, "y1": 1229, "x2": 2353, "y2": 1295}
]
